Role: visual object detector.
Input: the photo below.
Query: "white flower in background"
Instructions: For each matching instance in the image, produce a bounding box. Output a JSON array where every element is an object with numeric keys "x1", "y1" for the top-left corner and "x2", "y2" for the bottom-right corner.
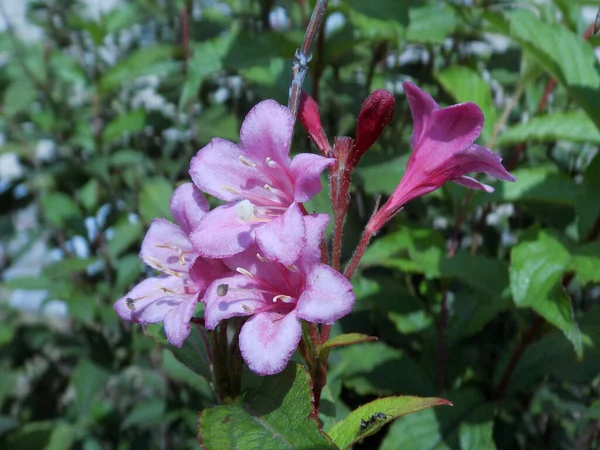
[
  {"x1": 0, "y1": 153, "x2": 23, "y2": 182},
  {"x1": 35, "y1": 140, "x2": 57, "y2": 162}
]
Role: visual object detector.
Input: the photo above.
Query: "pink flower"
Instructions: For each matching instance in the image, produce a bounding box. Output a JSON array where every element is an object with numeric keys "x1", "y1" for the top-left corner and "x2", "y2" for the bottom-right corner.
[
  {"x1": 202, "y1": 214, "x2": 355, "y2": 375},
  {"x1": 114, "y1": 183, "x2": 227, "y2": 347},
  {"x1": 189, "y1": 100, "x2": 335, "y2": 266},
  {"x1": 367, "y1": 82, "x2": 516, "y2": 234}
]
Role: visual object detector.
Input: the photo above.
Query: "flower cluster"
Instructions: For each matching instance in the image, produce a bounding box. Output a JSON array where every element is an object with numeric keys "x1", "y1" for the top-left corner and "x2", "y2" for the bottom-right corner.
[
  {"x1": 115, "y1": 100, "x2": 354, "y2": 375},
  {"x1": 115, "y1": 83, "x2": 515, "y2": 376}
]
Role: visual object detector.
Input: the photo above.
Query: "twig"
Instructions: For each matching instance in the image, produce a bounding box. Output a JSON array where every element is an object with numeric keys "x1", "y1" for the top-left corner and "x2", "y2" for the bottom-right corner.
[{"x1": 288, "y1": 0, "x2": 330, "y2": 121}]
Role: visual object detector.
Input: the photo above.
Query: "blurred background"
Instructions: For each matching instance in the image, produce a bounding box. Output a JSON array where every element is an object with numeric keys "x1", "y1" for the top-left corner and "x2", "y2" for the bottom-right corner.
[{"x1": 1, "y1": 0, "x2": 600, "y2": 449}]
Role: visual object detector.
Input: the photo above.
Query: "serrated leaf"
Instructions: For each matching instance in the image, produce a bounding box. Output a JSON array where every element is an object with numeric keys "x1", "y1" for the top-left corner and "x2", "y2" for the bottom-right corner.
[
  {"x1": 437, "y1": 66, "x2": 497, "y2": 144},
  {"x1": 498, "y1": 111, "x2": 600, "y2": 146},
  {"x1": 380, "y1": 389, "x2": 495, "y2": 450},
  {"x1": 510, "y1": 230, "x2": 582, "y2": 357},
  {"x1": 198, "y1": 364, "x2": 335, "y2": 449},
  {"x1": 145, "y1": 323, "x2": 212, "y2": 381},
  {"x1": 328, "y1": 396, "x2": 452, "y2": 449}
]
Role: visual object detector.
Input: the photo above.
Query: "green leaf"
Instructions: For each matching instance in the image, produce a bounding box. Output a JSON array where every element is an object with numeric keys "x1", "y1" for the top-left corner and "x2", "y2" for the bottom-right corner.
[
  {"x1": 437, "y1": 66, "x2": 497, "y2": 144},
  {"x1": 102, "y1": 109, "x2": 146, "y2": 145},
  {"x1": 319, "y1": 333, "x2": 378, "y2": 359},
  {"x1": 335, "y1": 342, "x2": 435, "y2": 396},
  {"x1": 145, "y1": 323, "x2": 212, "y2": 381},
  {"x1": 198, "y1": 364, "x2": 335, "y2": 449},
  {"x1": 45, "y1": 421, "x2": 76, "y2": 450},
  {"x1": 576, "y1": 152, "x2": 600, "y2": 240},
  {"x1": 380, "y1": 389, "x2": 496, "y2": 450},
  {"x1": 328, "y1": 396, "x2": 452, "y2": 450},
  {"x1": 3, "y1": 78, "x2": 37, "y2": 117},
  {"x1": 196, "y1": 105, "x2": 240, "y2": 143},
  {"x1": 78, "y1": 179, "x2": 100, "y2": 212},
  {"x1": 492, "y1": 10, "x2": 600, "y2": 129},
  {"x1": 122, "y1": 398, "x2": 166, "y2": 429},
  {"x1": 356, "y1": 155, "x2": 408, "y2": 195},
  {"x1": 41, "y1": 193, "x2": 81, "y2": 228},
  {"x1": 439, "y1": 252, "x2": 509, "y2": 298},
  {"x1": 510, "y1": 230, "x2": 582, "y2": 357},
  {"x1": 483, "y1": 166, "x2": 579, "y2": 206},
  {"x1": 498, "y1": 111, "x2": 600, "y2": 146},
  {"x1": 179, "y1": 40, "x2": 224, "y2": 110},
  {"x1": 161, "y1": 350, "x2": 213, "y2": 398},
  {"x1": 139, "y1": 177, "x2": 173, "y2": 222},
  {"x1": 99, "y1": 45, "x2": 179, "y2": 93},
  {"x1": 407, "y1": 5, "x2": 456, "y2": 44},
  {"x1": 569, "y1": 241, "x2": 600, "y2": 285},
  {"x1": 107, "y1": 221, "x2": 143, "y2": 259},
  {"x1": 71, "y1": 360, "x2": 110, "y2": 416}
]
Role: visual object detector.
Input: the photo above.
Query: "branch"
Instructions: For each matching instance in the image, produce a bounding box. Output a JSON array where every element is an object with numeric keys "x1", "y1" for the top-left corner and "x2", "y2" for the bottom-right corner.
[{"x1": 288, "y1": 0, "x2": 330, "y2": 121}]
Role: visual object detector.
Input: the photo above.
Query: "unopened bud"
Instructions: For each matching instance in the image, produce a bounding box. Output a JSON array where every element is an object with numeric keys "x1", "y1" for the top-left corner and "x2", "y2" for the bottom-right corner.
[
  {"x1": 353, "y1": 90, "x2": 395, "y2": 166},
  {"x1": 298, "y1": 91, "x2": 330, "y2": 155}
]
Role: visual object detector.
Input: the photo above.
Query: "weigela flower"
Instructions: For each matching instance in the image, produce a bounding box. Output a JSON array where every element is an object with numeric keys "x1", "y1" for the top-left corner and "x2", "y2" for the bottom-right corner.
[
  {"x1": 202, "y1": 214, "x2": 355, "y2": 375},
  {"x1": 189, "y1": 100, "x2": 335, "y2": 266},
  {"x1": 367, "y1": 82, "x2": 516, "y2": 234},
  {"x1": 114, "y1": 183, "x2": 227, "y2": 347}
]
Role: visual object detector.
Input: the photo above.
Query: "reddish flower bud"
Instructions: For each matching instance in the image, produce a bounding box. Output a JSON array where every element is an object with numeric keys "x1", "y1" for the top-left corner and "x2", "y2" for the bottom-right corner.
[
  {"x1": 353, "y1": 89, "x2": 395, "y2": 165},
  {"x1": 298, "y1": 91, "x2": 330, "y2": 155}
]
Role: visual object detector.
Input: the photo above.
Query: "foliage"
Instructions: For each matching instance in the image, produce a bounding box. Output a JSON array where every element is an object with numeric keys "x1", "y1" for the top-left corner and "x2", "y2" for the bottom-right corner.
[{"x1": 1, "y1": 0, "x2": 599, "y2": 449}]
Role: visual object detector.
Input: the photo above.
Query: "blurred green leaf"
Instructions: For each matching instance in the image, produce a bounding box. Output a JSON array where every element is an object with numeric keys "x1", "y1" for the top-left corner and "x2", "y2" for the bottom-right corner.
[
  {"x1": 3, "y1": 79, "x2": 37, "y2": 117},
  {"x1": 498, "y1": 111, "x2": 600, "y2": 146},
  {"x1": 139, "y1": 178, "x2": 173, "y2": 222},
  {"x1": 45, "y1": 421, "x2": 76, "y2": 450},
  {"x1": 71, "y1": 360, "x2": 110, "y2": 416},
  {"x1": 568, "y1": 241, "x2": 600, "y2": 285},
  {"x1": 179, "y1": 40, "x2": 224, "y2": 110},
  {"x1": 198, "y1": 364, "x2": 334, "y2": 449},
  {"x1": 107, "y1": 221, "x2": 143, "y2": 259},
  {"x1": 440, "y1": 252, "x2": 509, "y2": 298},
  {"x1": 122, "y1": 398, "x2": 166, "y2": 429},
  {"x1": 407, "y1": 5, "x2": 456, "y2": 44},
  {"x1": 319, "y1": 333, "x2": 378, "y2": 359},
  {"x1": 510, "y1": 230, "x2": 582, "y2": 357},
  {"x1": 102, "y1": 110, "x2": 146, "y2": 145},
  {"x1": 41, "y1": 193, "x2": 81, "y2": 228},
  {"x1": 576, "y1": 152, "x2": 600, "y2": 240},
  {"x1": 356, "y1": 155, "x2": 408, "y2": 195},
  {"x1": 145, "y1": 323, "x2": 212, "y2": 381}
]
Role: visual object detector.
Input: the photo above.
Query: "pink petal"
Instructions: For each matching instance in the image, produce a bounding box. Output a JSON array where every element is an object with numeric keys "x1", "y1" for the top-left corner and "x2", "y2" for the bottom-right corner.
[
  {"x1": 299, "y1": 213, "x2": 329, "y2": 267},
  {"x1": 255, "y1": 202, "x2": 305, "y2": 266},
  {"x1": 189, "y1": 138, "x2": 266, "y2": 202},
  {"x1": 290, "y1": 153, "x2": 336, "y2": 202},
  {"x1": 190, "y1": 202, "x2": 260, "y2": 259},
  {"x1": 169, "y1": 182, "x2": 209, "y2": 235},
  {"x1": 296, "y1": 264, "x2": 355, "y2": 324},
  {"x1": 202, "y1": 274, "x2": 265, "y2": 329},
  {"x1": 189, "y1": 257, "x2": 231, "y2": 293},
  {"x1": 114, "y1": 276, "x2": 187, "y2": 324},
  {"x1": 460, "y1": 145, "x2": 517, "y2": 181},
  {"x1": 453, "y1": 175, "x2": 494, "y2": 193},
  {"x1": 163, "y1": 295, "x2": 198, "y2": 347},
  {"x1": 403, "y1": 82, "x2": 440, "y2": 148},
  {"x1": 239, "y1": 311, "x2": 302, "y2": 375},
  {"x1": 417, "y1": 102, "x2": 484, "y2": 162},
  {"x1": 240, "y1": 100, "x2": 294, "y2": 168},
  {"x1": 140, "y1": 219, "x2": 193, "y2": 273}
]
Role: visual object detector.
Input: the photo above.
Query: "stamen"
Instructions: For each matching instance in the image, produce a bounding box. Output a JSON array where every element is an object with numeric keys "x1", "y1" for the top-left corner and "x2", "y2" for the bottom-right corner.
[
  {"x1": 242, "y1": 304, "x2": 252, "y2": 312},
  {"x1": 236, "y1": 200, "x2": 255, "y2": 221},
  {"x1": 272, "y1": 294, "x2": 294, "y2": 303},
  {"x1": 256, "y1": 253, "x2": 269, "y2": 263},
  {"x1": 147, "y1": 257, "x2": 184, "y2": 278},
  {"x1": 157, "y1": 286, "x2": 178, "y2": 295},
  {"x1": 217, "y1": 284, "x2": 229, "y2": 296},
  {"x1": 236, "y1": 268, "x2": 254, "y2": 278},
  {"x1": 156, "y1": 243, "x2": 178, "y2": 250},
  {"x1": 239, "y1": 155, "x2": 256, "y2": 167},
  {"x1": 265, "y1": 157, "x2": 277, "y2": 168}
]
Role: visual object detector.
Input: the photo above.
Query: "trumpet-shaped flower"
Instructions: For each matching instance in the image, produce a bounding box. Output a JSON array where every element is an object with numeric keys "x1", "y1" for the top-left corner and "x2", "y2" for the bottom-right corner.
[
  {"x1": 202, "y1": 214, "x2": 355, "y2": 375},
  {"x1": 114, "y1": 183, "x2": 227, "y2": 347},
  {"x1": 368, "y1": 82, "x2": 516, "y2": 234},
  {"x1": 189, "y1": 100, "x2": 335, "y2": 266}
]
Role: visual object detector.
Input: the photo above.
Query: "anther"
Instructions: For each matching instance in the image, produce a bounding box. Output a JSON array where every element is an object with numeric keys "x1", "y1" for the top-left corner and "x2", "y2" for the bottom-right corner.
[
  {"x1": 217, "y1": 284, "x2": 229, "y2": 296},
  {"x1": 236, "y1": 268, "x2": 254, "y2": 278},
  {"x1": 272, "y1": 294, "x2": 294, "y2": 303},
  {"x1": 125, "y1": 295, "x2": 147, "y2": 311},
  {"x1": 265, "y1": 157, "x2": 277, "y2": 168},
  {"x1": 242, "y1": 305, "x2": 252, "y2": 313},
  {"x1": 222, "y1": 186, "x2": 240, "y2": 195},
  {"x1": 239, "y1": 155, "x2": 256, "y2": 167},
  {"x1": 147, "y1": 257, "x2": 183, "y2": 278},
  {"x1": 256, "y1": 253, "x2": 269, "y2": 262}
]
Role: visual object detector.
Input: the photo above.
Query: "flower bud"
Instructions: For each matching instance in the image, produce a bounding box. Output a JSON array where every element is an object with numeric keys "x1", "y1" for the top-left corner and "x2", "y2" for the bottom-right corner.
[
  {"x1": 352, "y1": 89, "x2": 395, "y2": 166},
  {"x1": 298, "y1": 91, "x2": 330, "y2": 155}
]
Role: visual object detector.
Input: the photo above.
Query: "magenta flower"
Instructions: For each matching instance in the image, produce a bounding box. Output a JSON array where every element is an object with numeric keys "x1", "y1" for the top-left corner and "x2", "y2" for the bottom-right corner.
[
  {"x1": 202, "y1": 214, "x2": 355, "y2": 375},
  {"x1": 189, "y1": 100, "x2": 335, "y2": 266},
  {"x1": 114, "y1": 183, "x2": 227, "y2": 347},
  {"x1": 367, "y1": 82, "x2": 516, "y2": 234}
]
